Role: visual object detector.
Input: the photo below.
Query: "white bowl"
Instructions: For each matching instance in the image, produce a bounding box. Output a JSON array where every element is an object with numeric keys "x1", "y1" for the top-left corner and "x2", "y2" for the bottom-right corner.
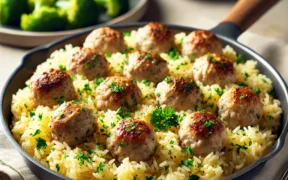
[{"x1": 0, "y1": 0, "x2": 148, "y2": 48}]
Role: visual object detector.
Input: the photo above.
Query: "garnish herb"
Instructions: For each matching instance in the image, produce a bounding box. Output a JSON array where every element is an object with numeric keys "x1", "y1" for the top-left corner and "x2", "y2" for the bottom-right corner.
[
  {"x1": 36, "y1": 138, "x2": 47, "y2": 150},
  {"x1": 94, "y1": 77, "x2": 104, "y2": 86},
  {"x1": 214, "y1": 88, "x2": 224, "y2": 96},
  {"x1": 189, "y1": 174, "x2": 200, "y2": 180},
  {"x1": 30, "y1": 111, "x2": 35, "y2": 117},
  {"x1": 164, "y1": 76, "x2": 173, "y2": 84},
  {"x1": 141, "y1": 79, "x2": 151, "y2": 86},
  {"x1": 150, "y1": 107, "x2": 179, "y2": 131},
  {"x1": 240, "y1": 94, "x2": 246, "y2": 100},
  {"x1": 122, "y1": 32, "x2": 131, "y2": 37},
  {"x1": 54, "y1": 96, "x2": 65, "y2": 105},
  {"x1": 180, "y1": 158, "x2": 194, "y2": 167},
  {"x1": 236, "y1": 54, "x2": 245, "y2": 64},
  {"x1": 168, "y1": 48, "x2": 179, "y2": 60},
  {"x1": 145, "y1": 176, "x2": 153, "y2": 180},
  {"x1": 38, "y1": 113, "x2": 43, "y2": 120},
  {"x1": 252, "y1": 87, "x2": 261, "y2": 95},
  {"x1": 60, "y1": 114, "x2": 65, "y2": 119},
  {"x1": 31, "y1": 129, "x2": 41, "y2": 136},
  {"x1": 109, "y1": 82, "x2": 124, "y2": 93},
  {"x1": 182, "y1": 147, "x2": 193, "y2": 155},
  {"x1": 56, "y1": 164, "x2": 60, "y2": 172},
  {"x1": 95, "y1": 162, "x2": 105, "y2": 173},
  {"x1": 83, "y1": 83, "x2": 92, "y2": 92},
  {"x1": 74, "y1": 152, "x2": 92, "y2": 165},
  {"x1": 58, "y1": 64, "x2": 66, "y2": 70},
  {"x1": 116, "y1": 107, "x2": 131, "y2": 119},
  {"x1": 203, "y1": 121, "x2": 215, "y2": 127}
]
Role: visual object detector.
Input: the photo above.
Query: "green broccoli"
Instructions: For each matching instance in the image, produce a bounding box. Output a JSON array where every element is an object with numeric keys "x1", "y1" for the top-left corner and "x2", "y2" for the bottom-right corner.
[
  {"x1": 56, "y1": 0, "x2": 100, "y2": 29},
  {"x1": 0, "y1": 0, "x2": 29, "y2": 26},
  {"x1": 21, "y1": 0, "x2": 66, "y2": 31},
  {"x1": 95, "y1": 0, "x2": 129, "y2": 18}
]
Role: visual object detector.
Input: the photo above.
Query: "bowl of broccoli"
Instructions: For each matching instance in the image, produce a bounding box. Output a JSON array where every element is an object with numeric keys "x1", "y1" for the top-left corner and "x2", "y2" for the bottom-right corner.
[{"x1": 0, "y1": 0, "x2": 148, "y2": 47}]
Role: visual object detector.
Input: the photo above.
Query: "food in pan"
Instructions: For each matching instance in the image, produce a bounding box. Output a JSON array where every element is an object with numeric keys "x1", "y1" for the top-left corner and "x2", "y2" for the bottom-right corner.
[{"x1": 11, "y1": 22, "x2": 282, "y2": 179}]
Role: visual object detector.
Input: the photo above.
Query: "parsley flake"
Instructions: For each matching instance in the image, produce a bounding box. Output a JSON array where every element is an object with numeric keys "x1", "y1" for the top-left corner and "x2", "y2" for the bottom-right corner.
[
  {"x1": 109, "y1": 82, "x2": 124, "y2": 93},
  {"x1": 31, "y1": 129, "x2": 41, "y2": 136},
  {"x1": 141, "y1": 79, "x2": 151, "y2": 86},
  {"x1": 203, "y1": 121, "x2": 215, "y2": 127},
  {"x1": 58, "y1": 64, "x2": 66, "y2": 70},
  {"x1": 164, "y1": 76, "x2": 173, "y2": 84},
  {"x1": 95, "y1": 162, "x2": 105, "y2": 173},
  {"x1": 150, "y1": 107, "x2": 179, "y2": 131},
  {"x1": 116, "y1": 107, "x2": 131, "y2": 119},
  {"x1": 36, "y1": 138, "x2": 47, "y2": 150},
  {"x1": 74, "y1": 152, "x2": 92, "y2": 165},
  {"x1": 182, "y1": 147, "x2": 193, "y2": 155}
]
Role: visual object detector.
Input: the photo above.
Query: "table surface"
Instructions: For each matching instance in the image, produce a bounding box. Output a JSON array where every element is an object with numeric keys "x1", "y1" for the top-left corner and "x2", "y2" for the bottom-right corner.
[{"x1": 0, "y1": 0, "x2": 288, "y2": 179}]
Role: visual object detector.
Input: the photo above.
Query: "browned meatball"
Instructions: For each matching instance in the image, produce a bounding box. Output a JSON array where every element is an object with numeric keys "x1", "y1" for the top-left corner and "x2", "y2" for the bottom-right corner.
[
  {"x1": 192, "y1": 53, "x2": 236, "y2": 87},
  {"x1": 50, "y1": 102, "x2": 96, "y2": 146},
  {"x1": 30, "y1": 69, "x2": 76, "y2": 107},
  {"x1": 83, "y1": 27, "x2": 125, "y2": 54},
  {"x1": 95, "y1": 76, "x2": 142, "y2": 111},
  {"x1": 155, "y1": 76, "x2": 200, "y2": 111},
  {"x1": 66, "y1": 48, "x2": 108, "y2": 80},
  {"x1": 182, "y1": 30, "x2": 222, "y2": 58},
  {"x1": 123, "y1": 51, "x2": 169, "y2": 83},
  {"x1": 179, "y1": 112, "x2": 227, "y2": 155},
  {"x1": 135, "y1": 22, "x2": 174, "y2": 54},
  {"x1": 218, "y1": 86, "x2": 263, "y2": 129},
  {"x1": 107, "y1": 119, "x2": 157, "y2": 162}
]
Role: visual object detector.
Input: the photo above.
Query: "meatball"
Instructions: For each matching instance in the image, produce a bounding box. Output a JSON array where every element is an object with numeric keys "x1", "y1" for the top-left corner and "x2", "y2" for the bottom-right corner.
[
  {"x1": 192, "y1": 53, "x2": 236, "y2": 87},
  {"x1": 123, "y1": 51, "x2": 169, "y2": 83},
  {"x1": 83, "y1": 27, "x2": 125, "y2": 54},
  {"x1": 95, "y1": 76, "x2": 142, "y2": 111},
  {"x1": 218, "y1": 86, "x2": 263, "y2": 129},
  {"x1": 107, "y1": 119, "x2": 157, "y2": 162},
  {"x1": 179, "y1": 112, "x2": 227, "y2": 155},
  {"x1": 30, "y1": 69, "x2": 76, "y2": 107},
  {"x1": 155, "y1": 76, "x2": 200, "y2": 111},
  {"x1": 66, "y1": 48, "x2": 108, "y2": 80},
  {"x1": 50, "y1": 102, "x2": 96, "y2": 146},
  {"x1": 182, "y1": 30, "x2": 222, "y2": 58},
  {"x1": 135, "y1": 22, "x2": 174, "y2": 54}
]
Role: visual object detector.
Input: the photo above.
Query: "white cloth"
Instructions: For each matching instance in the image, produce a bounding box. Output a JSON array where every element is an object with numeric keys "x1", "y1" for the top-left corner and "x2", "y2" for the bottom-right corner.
[{"x1": 0, "y1": 17, "x2": 288, "y2": 180}]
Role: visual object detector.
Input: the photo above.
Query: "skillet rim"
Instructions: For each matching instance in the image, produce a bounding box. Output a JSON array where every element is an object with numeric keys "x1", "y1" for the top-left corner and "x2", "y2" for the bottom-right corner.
[{"x1": 1, "y1": 22, "x2": 287, "y2": 180}]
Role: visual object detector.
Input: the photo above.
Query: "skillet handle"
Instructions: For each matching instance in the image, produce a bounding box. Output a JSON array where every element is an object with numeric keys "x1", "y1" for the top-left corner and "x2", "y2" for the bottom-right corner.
[{"x1": 210, "y1": 0, "x2": 279, "y2": 40}]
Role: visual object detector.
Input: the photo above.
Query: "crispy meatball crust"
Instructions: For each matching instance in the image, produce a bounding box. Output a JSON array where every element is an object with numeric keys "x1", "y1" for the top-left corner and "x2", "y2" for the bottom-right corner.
[
  {"x1": 107, "y1": 119, "x2": 157, "y2": 162},
  {"x1": 192, "y1": 53, "x2": 236, "y2": 87},
  {"x1": 95, "y1": 76, "x2": 142, "y2": 111},
  {"x1": 179, "y1": 112, "x2": 227, "y2": 155},
  {"x1": 30, "y1": 69, "x2": 76, "y2": 107},
  {"x1": 83, "y1": 27, "x2": 125, "y2": 54},
  {"x1": 135, "y1": 22, "x2": 174, "y2": 53},
  {"x1": 50, "y1": 102, "x2": 96, "y2": 147},
  {"x1": 67, "y1": 48, "x2": 108, "y2": 80},
  {"x1": 218, "y1": 86, "x2": 263, "y2": 129},
  {"x1": 155, "y1": 76, "x2": 200, "y2": 111},
  {"x1": 182, "y1": 30, "x2": 222, "y2": 58},
  {"x1": 123, "y1": 51, "x2": 169, "y2": 83}
]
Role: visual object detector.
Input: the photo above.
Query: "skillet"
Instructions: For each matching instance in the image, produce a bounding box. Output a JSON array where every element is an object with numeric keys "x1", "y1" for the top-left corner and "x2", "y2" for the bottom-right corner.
[{"x1": 1, "y1": 0, "x2": 287, "y2": 179}]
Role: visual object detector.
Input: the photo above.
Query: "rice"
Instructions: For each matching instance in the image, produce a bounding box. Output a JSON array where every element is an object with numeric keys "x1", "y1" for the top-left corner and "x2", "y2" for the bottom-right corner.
[{"x1": 10, "y1": 32, "x2": 282, "y2": 180}]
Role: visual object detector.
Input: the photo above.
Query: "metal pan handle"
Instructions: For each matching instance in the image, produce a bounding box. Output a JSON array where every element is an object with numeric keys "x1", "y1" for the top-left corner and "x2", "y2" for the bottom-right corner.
[{"x1": 210, "y1": 0, "x2": 279, "y2": 40}]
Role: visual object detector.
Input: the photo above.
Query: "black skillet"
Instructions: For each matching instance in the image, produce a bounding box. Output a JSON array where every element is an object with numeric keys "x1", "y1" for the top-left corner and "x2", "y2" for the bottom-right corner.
[{"x1": 1, "y1": 0, "x2": 287, "y2": 179}]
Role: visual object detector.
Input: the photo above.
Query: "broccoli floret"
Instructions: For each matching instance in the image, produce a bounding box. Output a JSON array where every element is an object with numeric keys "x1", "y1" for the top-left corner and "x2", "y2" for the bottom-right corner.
[
  {"x1": 56, "y1": 0, "x2": 100, "y2": 29},
  {"x1": 95, "y1": 0, "x2": 129, "y2": 18},
  {"x1": 0, "y1": 0, "x2": 29, "y2": 26}
]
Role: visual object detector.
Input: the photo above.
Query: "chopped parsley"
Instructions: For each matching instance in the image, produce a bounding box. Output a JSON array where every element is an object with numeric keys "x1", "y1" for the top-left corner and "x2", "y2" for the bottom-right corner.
[
  {"x1": 84, "y1": 60, "x2": 92, "y2": 69},
  {"x1": 164, "y1": 165, "x2": 169, "y2": 171},
  {"x1": 81, "y1": 106, "x2": 86, "y2": 112},
  {"x1": 180, "y1": 158, "x2": 194, "y2": 167},
  {"x1": 182, "y1": 147, "x2": 193, "y2": 155},
  {"x1": 145, "y1": 176, "x2": 153, "y2": 180},
  {"x1": 141, "y1": 79, "x2": 151, "y2": 86},
  {"x1": 31, "y1": 129, "x2": 41, "y2": 136},
  {"x1": 208, "y1": 55, "x2": 218, "y2": 63},
  {"x1": 236, "y1": 54, "x2": 245, "y2": 64},
  {"x1": 189, "y1": 174, "x2": 200, "y2": 180},
  {"x1": 203, "y1": 121, "x2": 215, "y2": 127},
  {"x1": 92, "y1": 55, "x2": 98, "y2": 61},
  {"x1": 252, "y1": 87, "x2": 261, "y2": 95},
  {"x1": 168, "y1": 48, "x2": 179, "y2": 60},
  {"x1": 150, "y1": 107, "x2": 179, "y2": 131},
  {"x1": 214, "y1": 88, "x2": 223, "y2": 96},
  {"x1": 58, "y1": 64, "x2": 66, "y2": 70},
  {"x1": 26, "y1": 83, "x2": 30, "y2": 89},
  {"x1": 64, "y1": 154, "x2": 69, "y2": 159},
  {"x1": 36, "y1": 138, "x2": 47, "y2": 150},
  {"x1": 116, "y1": 107, "x2": 131, "y2": 119},
  {"x1": 244, "y1": 72, "x2": 249, "y2": 80},
  {"x1": 60, "y1": 114, "x2": 65, "y2": 119},
  {"x1": 38, "y1": 113, "x2": 43, "y2": 120},
  {"x1": 240, "y1": 94, "x2": 246, "y2": 100},
  {"x1": 249, "y1": 139, "x2": 253, "y2": 146},
  {"x1": 164, "y1": 76, "x2": 173, "y2": 84},
  {"x1": 236, "y1": 144, "x2": 248, "y2": 154},
  {"x1": 30, "y1": 111, "x2": 35, "y2": 117},
  {"x1": 95, "y1": 162, "x2": 105, "y2": 173},
  {"x1": 108, "y1": 82, "x2": 124, "y2": 93},
  {"x1": 156, "y1": 93, "x2": 161, "y2": 98},
  {"x1": 56, "y1": 164, "x2": 60, "y2": 172},
  {"x1": 53, "y1": 96, "x2": 65, "y2": 105},
  {"x1": 122, "y1": 32, "x2": 131, "y2": 37},
  {"x1": 236, "y1": 82, "x2": 247, "y2": 87},
  {"x1": 119, "y1": 142, "x2": 125, "y2": 147},
  {"x1": 105, "y1": 53, "x2": 112, "y2": 58},
  {"x1": 94, "y1": 77, "x2": 104, "y2": 86},
  {"x1": 87, "y1": 150, "x2": 95, "y2": 155},
  {"x1": 74, "y1": 152, "x2": 92, "y2": 165},
  {"x1": 83, "y1": 83, "x2": 92, "y2": 92},
  {"x1": 169, "y1": 140, "x2": 174, "y2": 145}
]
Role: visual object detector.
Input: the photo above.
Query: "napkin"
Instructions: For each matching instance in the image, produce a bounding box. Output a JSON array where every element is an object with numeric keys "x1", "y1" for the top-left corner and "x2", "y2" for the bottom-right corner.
[{"x1": 0, "y1": 17, "x2": 288, "y2": 180}]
